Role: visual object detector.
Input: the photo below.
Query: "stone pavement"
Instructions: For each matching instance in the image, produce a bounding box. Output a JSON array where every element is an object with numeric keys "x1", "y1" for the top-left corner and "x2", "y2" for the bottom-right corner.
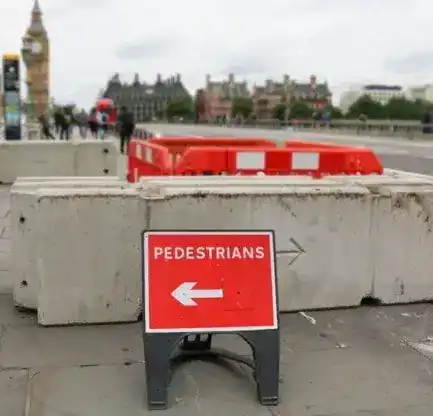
[{"x1": 1, "y1": 187, "x2": 433, "y2": 415}]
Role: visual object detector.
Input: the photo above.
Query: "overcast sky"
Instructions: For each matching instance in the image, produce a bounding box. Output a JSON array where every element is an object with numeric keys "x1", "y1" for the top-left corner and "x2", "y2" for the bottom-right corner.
[{"x1": 1, "y1": 0, "x2": 433, "y2": 108}]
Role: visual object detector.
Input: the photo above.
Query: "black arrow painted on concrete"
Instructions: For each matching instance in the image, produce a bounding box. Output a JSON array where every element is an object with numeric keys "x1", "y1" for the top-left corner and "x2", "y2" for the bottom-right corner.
[{"x1": 277, "y1": 238, "x2": 306, "y2": 266}]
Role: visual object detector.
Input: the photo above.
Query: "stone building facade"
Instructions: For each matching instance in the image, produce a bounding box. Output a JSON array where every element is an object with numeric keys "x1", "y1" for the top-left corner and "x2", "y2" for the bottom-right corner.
[
  {"x1": 197, "y1": 73, "x2": 250, "y2": 121},
  {"x1": 102, "y1": 73, "x2": 190, "y2": 122},
  {"x1": 252, "y1": 75, "x2": 332, "y2": 119}
]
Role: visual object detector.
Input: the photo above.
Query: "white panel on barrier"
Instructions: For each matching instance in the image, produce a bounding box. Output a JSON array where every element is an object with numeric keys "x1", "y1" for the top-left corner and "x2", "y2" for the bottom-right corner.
[
  {"x1": 292, "y1": 152, "x2": 320, "y2": 170},
  {"x1": 136, "y1": 144, "x2": 142, "y2": 159},
  {"x1": 236, "y1": 152, "x2": 265, "y2": 170},
  {"x1": 145, "y1": 147, "x2": 152, "y2": 163}
]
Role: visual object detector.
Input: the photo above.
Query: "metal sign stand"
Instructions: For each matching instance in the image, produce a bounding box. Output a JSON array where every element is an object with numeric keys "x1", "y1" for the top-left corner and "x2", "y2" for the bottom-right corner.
[{"x1": 143, "y1": 329, "x2": 280, "y2": 409}]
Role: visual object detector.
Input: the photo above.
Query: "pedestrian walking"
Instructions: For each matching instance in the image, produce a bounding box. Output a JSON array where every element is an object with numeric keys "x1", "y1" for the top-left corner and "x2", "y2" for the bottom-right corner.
[
  {"x1": 74, "y1": 109, "x2": 88, "y2": 139},
  {"x1": 118, "y1": 106, "x2": 135, "y2": 154},
  {"x1": 96, "y1": 110, "x2": 109, "y2": 139},
  {"x1": 53, "y1": 109, "x2": 62, "y2": 135},
  {"x1": 38, "y1": 113, "x2": 55, "y2": 140},
  {"x1": 59, "y1": 110, "x2": 71, "y2": 140},
  {"x1": 88, "y1": 108, "x2": 98, "y2": 138}
]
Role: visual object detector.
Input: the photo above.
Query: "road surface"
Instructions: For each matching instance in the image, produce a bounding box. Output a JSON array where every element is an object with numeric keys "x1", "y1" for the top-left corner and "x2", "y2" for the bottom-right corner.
[{"x1": 144, "y1": 123, "x2": 433, "y2": 175}]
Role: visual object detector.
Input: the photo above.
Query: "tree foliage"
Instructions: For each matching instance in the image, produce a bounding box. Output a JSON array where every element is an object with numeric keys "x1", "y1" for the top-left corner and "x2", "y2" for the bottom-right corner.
[
  {"x1": 231, "y1": 97, "x2": 253, "y2": 118},
  {"x1": 289, "y1": 101, "x2": 314, "y2": 119},
  {"x1": 165, "y1": 97, "x2": 194, "y2": 119},
  {"x1": 346, "y1": 95, "x2": 430, "y2": 120},
  {"x1": 272, "y1": 103, "x2": 287, "y2": 121},
  {"x1": 270, "y1": 95, "x2": 431, "y2": 121}
]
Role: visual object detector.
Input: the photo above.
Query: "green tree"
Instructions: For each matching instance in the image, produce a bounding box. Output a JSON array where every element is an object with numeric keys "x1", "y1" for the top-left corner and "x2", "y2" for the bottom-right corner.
[
  {"x1": 165, "y1": 97, "x2": 194, "y2": 119},
  {"x1": 289, "y1": 101, "x2": 314, "y2": 119},
  {"x1": 346, "y1": 95, "x2": 384, "y2": 119},
  {"x1": 329, "y1": 105, "x2": 343, "y2": 119},
  {"x1": 383, "y1": 97, "x2": 427, "y2": 120},
  {"x1": 272, "y1": 103, "x2": 288, "y2": 121},
  {"x1": 231, "y1": 97, "x2": 253, "y2": 118}
]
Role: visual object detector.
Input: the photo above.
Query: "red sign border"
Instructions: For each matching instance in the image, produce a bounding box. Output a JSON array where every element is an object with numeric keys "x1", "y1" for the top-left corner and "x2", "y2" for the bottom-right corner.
[{"x1": 142, "y1": 230, "x2": 279, "y2": 334}]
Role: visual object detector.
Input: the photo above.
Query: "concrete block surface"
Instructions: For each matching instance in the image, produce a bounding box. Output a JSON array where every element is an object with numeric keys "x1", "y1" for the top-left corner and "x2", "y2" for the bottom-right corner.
[
  {"x1": 10, "y1": 181, "x2": 126, "y2": 309},
  {"x1": 74, "y1": 140, "x2": 118, "y2": 176},
  {"x1": 370, "y1": 186, "x2": 433, "y2": 303},
  {"x1": 145, "y1": 186, "x2": 373, "y2": 311},
  {"x1": 36, "y1": 188, "x2": 145, "y2": 325},
  {"x1": 0, "y1": 140, "x2": 119, "y2": 184}
]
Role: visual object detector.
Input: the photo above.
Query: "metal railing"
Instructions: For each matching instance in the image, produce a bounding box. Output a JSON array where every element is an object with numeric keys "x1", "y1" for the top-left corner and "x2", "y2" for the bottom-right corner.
[{"x1": 150, "y1": 118, "x2": 433, "y2": 139}]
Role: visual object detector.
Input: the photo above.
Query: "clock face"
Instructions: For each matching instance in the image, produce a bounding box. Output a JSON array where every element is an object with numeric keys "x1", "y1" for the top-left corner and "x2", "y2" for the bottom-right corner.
[{"x1": 31, "y1": 41, "x2": 42, "y2": 54}]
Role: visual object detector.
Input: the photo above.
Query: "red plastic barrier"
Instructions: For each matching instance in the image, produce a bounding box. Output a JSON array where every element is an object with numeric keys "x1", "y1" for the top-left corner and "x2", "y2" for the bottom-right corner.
[
  {"x1": 150, "y1": 137, "x2": 275, "y2": 162},
  {"x1": 174, "y1": 147, "x2": 227, "y2": 175},
  {"x1": 284, "y1": 141, "x2": 348, "y2": 149},
  {"x1": 174, "y1": 147, "x2": 383, "y2": 177},
  {"x1": 127, "y1": 140, "x2": 171, "y2": 182},
  {"x1": 128, "y1": 137, "x2": 383, "y2": 180}
]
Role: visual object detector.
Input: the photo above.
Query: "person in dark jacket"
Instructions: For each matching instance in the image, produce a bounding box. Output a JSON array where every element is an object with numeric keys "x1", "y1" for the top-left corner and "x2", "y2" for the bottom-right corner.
[
  {"x1": 38, "y1": 113, "x2": 55, "y2": 140},
  {"x1": 53, "y1": 109, "x2": 62, "y2": 136},
  {"x1": 59, "y1": 109, "x2": 71, "y2": 140},
  {"x1": 88, "y1": 108, "x2": 98, "y2": 138},
  {"x1": 74, "y1": 109, "x2": 88, "y2": 138},
  {"x1": 118, "y1": 106, "x2": 135, "y2": 154},
  {"x1": 422, "y1": 110, "x2": 432, "y2": 134}
]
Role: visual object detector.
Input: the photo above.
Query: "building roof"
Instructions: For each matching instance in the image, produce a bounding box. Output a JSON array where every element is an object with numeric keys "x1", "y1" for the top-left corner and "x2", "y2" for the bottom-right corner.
[
  {"x1": 103, "y1": 73, "x2": 190, "y2": 103},
  {"x1": 364, "y1": 85, "x2": 402, "y2": 91},
  {"x1": 206, "y1": 80, "x2": 250, "y2": 99},
  {"x1": 254, "y1": 78, "x2": 331, "y2": 100}
]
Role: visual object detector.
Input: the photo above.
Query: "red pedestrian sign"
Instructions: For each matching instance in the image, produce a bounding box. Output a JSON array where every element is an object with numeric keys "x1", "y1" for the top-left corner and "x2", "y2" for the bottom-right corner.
[{"x1": 142, "y1": 230, "x2": 278, "y2": 333}]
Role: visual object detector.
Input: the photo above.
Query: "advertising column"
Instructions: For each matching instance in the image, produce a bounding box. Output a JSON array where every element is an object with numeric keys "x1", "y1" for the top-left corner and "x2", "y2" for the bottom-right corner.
[{"x1": 2, "y1": 54, "x2": 22, "y2": 140}]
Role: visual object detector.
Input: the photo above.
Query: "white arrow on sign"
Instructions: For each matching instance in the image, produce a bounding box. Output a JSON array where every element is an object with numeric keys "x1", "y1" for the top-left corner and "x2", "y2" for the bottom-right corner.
[{"x1": 171, "y1": 282, "x2": 224, "y2": 306}]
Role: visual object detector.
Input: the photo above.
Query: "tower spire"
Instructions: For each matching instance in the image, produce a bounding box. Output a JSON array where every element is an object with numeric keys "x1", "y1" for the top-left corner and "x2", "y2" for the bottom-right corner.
[
  {"x1": 32, "y1": 0, "x2": 41, "y2": 14},
  {"x1": 27, "y1": 0, "x2": 46, "y2": 36}
]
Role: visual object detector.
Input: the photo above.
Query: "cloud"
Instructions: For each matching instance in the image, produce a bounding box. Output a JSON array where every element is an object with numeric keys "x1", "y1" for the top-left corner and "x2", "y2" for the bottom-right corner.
[
  {"x1": 385, "y1": 52, "x2": 433, "y2": 74},
  {"x1": 115, "y1": 36, "x2": 179, "y2": 60},
  {"x1": 1, "y1": 0, "x2": 433, "y2": 108}
]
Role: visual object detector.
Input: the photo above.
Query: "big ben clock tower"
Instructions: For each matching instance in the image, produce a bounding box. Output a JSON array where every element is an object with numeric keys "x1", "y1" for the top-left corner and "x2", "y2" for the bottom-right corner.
[{"x1": 21, "y1": 0, "x2": 50, "y2": 119}]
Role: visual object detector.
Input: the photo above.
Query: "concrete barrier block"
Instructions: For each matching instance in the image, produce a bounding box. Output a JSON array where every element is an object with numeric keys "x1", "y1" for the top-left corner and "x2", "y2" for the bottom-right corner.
[
  {"x1": 14, "y1": 176, "x2": 121, "y2": 183},
  {"x1": 74, "y1": 140, "x2": 118, "y2": 176},
  {"x1": 0, "y1": 140, "x2": 119, "y2": 184},
  {"x1": 144, "y1": 185, "x2": 373, "y2": 311},
  {"x1": 36, "y1": 188, "x2": 145, "y2": 325},
  {"x1": 370, "y1": 185, "x2": 433, "y2": 303},
  {"x1": 0, "y1": 141, "x2": 75, "y2": 183},
  {"x1": 10, "y1": 181, "x2": 126, "y2": 310},
  {"x1": 325, "y1": 174, "x2": 433, "y2": 187}
]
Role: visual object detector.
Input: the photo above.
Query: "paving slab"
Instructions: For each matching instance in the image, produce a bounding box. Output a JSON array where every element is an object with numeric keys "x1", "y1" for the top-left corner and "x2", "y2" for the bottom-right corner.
[
  {"x1": 0, "y1": 295, "x2": 36, "y2": 326},
  {"x1": 0, "y1": 321, "x2": 143, "y2": 369},
  {"x1": 0, "y1": 369, "x2": 28, "y2": 416}
]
